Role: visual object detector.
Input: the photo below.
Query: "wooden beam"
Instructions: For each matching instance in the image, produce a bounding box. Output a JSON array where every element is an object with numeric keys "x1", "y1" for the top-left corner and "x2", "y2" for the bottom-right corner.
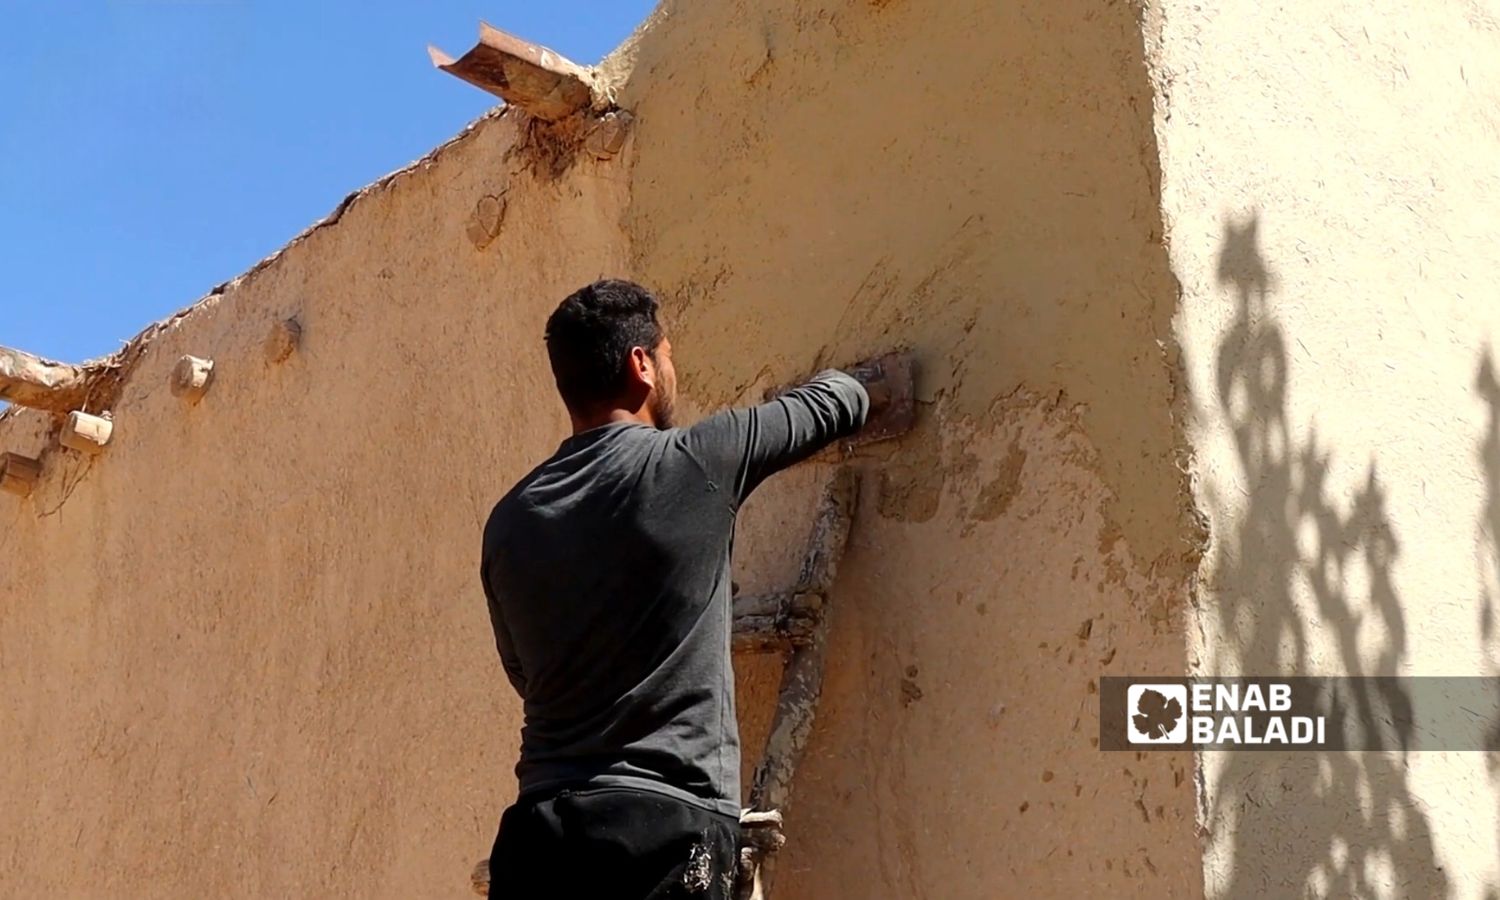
[
  {"x1": 732, "y1": 608, "x2": 821, "y2": 653},
  {"x1": 0, "y1": 345, "x2": 89, "y2": 412},
  {"x1": 733, "y1": 591, "x2": 797, "y2": 652},
  {"x1": 429, "y1": 23, "x2": 596, "y2": 121}
]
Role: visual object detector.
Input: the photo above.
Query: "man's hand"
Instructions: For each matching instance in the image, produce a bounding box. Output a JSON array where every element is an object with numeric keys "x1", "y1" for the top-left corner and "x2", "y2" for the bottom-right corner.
[
  {"x1": 761, "y1": 350, "x2": 917, "y2": 454},
  {"x1": 842, "y1": 350, "x2": 917, "y2": 446}
]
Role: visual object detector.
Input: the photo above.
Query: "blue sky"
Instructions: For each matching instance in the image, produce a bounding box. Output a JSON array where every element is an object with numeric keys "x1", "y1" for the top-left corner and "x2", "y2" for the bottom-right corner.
[{"x1": 0, "y1": 1, "x2": 655, "y2": 363}]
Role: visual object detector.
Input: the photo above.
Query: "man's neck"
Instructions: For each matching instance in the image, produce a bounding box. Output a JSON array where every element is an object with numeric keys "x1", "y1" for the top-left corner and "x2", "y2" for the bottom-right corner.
[{"x1": 570, "y1": 407, "x2": 655, "y2": 436}]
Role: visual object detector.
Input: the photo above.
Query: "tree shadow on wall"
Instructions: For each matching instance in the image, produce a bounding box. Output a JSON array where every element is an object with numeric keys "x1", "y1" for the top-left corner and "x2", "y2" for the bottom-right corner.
[
  {"x1": 1203, "y1": 214, "x2": 1448, "y2": 898},
  {"x1": 1472, "y1": 351, "x2": 1500, "y2": 900}
]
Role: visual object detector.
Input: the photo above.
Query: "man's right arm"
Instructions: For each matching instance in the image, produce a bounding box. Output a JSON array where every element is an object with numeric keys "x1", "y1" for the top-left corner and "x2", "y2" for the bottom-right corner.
[{"x1": 683, "y1": 369, "x2": 869, "y2": 506}]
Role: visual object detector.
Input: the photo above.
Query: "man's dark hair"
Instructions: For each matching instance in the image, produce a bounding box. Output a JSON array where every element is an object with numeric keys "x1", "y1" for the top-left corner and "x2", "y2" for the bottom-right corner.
[{"x1": 545, "y1": 279, "x2": 664, "y2": 412}]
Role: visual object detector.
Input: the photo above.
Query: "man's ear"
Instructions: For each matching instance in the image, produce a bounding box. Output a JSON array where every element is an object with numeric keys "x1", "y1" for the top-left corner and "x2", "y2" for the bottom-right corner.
[{"x1": 628, "y1": 345, "x2": 655, "y2": 390}]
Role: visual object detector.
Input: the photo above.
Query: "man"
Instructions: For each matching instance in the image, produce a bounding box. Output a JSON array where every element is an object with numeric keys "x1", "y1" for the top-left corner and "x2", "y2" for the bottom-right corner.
[{"x1": 481, "y1": 279, "x2": 879, "y2": 898}]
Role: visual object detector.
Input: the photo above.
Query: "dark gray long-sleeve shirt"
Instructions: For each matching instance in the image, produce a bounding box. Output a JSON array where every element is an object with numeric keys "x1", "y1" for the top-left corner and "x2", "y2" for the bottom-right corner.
[{"x1": 480, "y1": 371, "x2": 868, "y2": 817}]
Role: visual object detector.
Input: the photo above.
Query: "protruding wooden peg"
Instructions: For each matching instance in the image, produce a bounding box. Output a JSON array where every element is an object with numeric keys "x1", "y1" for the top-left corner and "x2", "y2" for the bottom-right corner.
[
  {"x1": 171, "y1": 355, "x2": 215, "y2": 402},
  {"x1": 60, "y1": 411, "x2": 113, "y2": 454},
  {"x1": 0, "y1": 452, "x2": 42, "y2": 497},
  {"x1": 264, "y1": 318, "x2": 302, "y2": 364}
]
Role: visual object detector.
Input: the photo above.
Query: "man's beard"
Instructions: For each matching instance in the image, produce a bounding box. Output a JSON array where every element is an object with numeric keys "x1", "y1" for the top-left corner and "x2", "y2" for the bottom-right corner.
[{"x1": 650, "y1": 390, "x2": 676, "y2": 430}]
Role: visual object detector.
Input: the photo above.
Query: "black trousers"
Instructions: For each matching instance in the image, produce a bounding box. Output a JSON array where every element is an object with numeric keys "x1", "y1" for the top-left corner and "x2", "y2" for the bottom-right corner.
[{"x1": 488, "y1": 786, "x2": 740, "y2": 900}]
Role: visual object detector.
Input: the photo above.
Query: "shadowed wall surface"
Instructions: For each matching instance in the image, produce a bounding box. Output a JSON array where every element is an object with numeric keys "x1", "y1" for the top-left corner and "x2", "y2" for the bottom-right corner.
[{"x1": 1149, "y1": 0, "x2": 1500, "y2": 895}]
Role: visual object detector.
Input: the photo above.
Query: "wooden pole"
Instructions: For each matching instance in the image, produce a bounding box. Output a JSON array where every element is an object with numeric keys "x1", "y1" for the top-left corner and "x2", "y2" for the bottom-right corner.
[
  {"x1": 736, "y1": 467, "x2": 860, "y2": 900},
  {"x1": 0, "y1": 345, "x2": 89, "y2": 412}
]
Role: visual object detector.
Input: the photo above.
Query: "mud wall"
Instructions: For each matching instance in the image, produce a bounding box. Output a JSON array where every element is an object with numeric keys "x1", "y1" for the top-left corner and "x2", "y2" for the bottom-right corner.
[
  {"x1": 1, "y1": 1, "x2": 1203, "y2": 896},
  {"x1": 1148, "y1": 0, "x2": 1500, "y2": 896}
]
